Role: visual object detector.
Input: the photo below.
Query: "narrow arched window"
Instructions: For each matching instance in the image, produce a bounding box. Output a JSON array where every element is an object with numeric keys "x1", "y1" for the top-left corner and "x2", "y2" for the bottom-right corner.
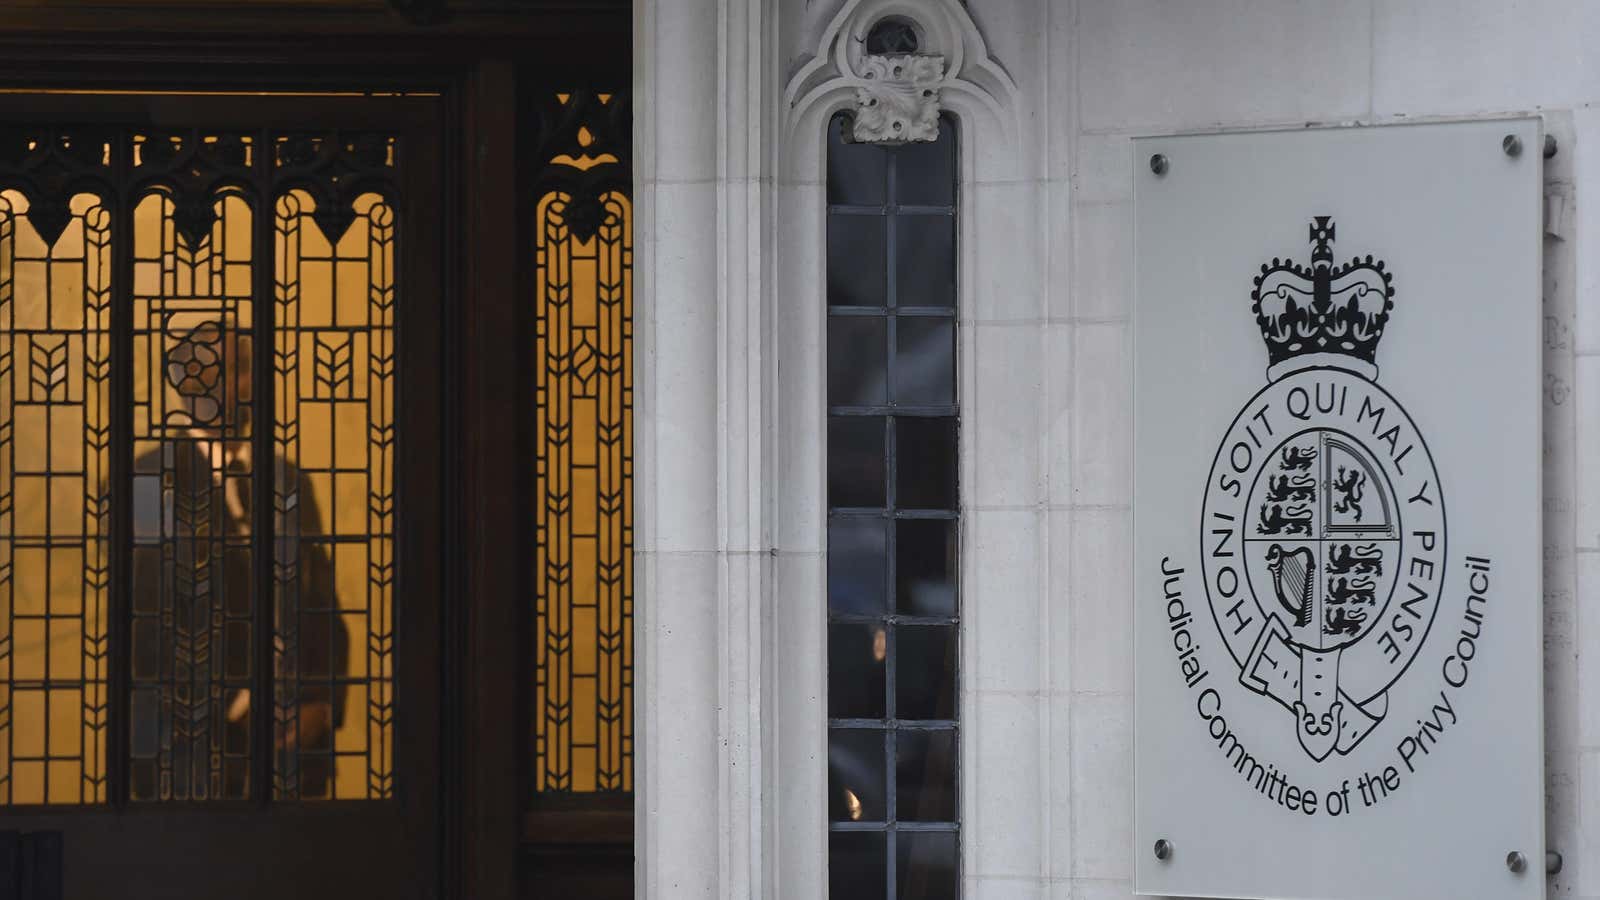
[
  {"x1": 825, "y1": 110, "x2": 959, "y2": 900},
  {"x1": 529, "y1": 91, "x2": 634, "y2": 799}
]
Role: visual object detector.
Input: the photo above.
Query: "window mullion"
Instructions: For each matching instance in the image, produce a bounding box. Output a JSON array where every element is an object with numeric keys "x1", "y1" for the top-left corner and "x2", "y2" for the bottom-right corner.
[
  {"x1": 250, "y1": 126, "x2": 275, "y2": 806},
  {"x1": 108, "y1": 126, "x2": 134, "y2": 810}
]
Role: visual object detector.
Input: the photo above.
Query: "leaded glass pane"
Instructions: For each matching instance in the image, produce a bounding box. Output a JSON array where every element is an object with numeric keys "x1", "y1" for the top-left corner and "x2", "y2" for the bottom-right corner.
[
  {"x1": 831, "y1": 831, "x2": 889, "y2": 900},
  {"x1": 893, "y1": 137, "x2": 954, "y2": 207},
  {"x1": 129, "y1": 188, "x2": 258, "y2": 802},
  {"x1": 828, "y1": 317, "x2": 888, "y2": 406},
  {"x1": 827, "y1": 623, "x2": 887, "y2": 720},
  {"x1": 0, "y1": 188, "x2": 112, "y2": 805},
  {"x1": 896, "y1": 831, "x2": 958, "y2": 900},
  {"x1": 271, "y1": 188, "x2": 396, "y2": 800},
  {"x1": 828, "y1": 519, "x2": 888, "y2": 616},
  {"x1": 829, "y1": 727, "x2": 887, "y2": 821},
  {"x1": 893, "y1": 217, "x2": 954, "y2": 308},
  {"x1": 892, "y1": 318, "x2": 955, "y2": 405},
  {"x1": 895, "y1": 419, "x2": 957, "y2": 510},
  {"x1": 895, "y1": 625, "x2": 956, "y2": 720},
  {"x1": 895, "y1": 728, "x2": 956, "y2": 821},
  {"x1": 895, "y1": 519, "x2": 955, "y2": 617},
  {"x1": 827, "y1": 115, "x2": 886, "y2": 206},
  {"x1": 828, "y1": 216, "x2": 887, "y2": 307},
  {"x1": 828, "y1": 415, "x2": 887, "y2": 509},
  {"x1": 531, "y1": 90, "x2": 635, "y2": 796}
]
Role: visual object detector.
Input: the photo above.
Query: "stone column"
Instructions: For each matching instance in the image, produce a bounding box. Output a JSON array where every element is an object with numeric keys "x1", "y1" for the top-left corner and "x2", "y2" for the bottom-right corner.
[{"x1": 634, "y1": 0, "x2": 775, "y2": 896}]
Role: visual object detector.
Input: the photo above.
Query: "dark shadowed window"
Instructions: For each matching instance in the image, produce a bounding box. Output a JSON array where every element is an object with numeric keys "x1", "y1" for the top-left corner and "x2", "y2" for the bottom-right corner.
[{"x1": 825, "y1": 110, "x2": 959, "y2": 900}]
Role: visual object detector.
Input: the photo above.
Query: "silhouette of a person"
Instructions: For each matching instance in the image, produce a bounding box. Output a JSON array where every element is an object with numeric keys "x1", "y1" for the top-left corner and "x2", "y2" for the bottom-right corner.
[{"x1": 131, "y1": 320, "x2": 347, "y2": 799}]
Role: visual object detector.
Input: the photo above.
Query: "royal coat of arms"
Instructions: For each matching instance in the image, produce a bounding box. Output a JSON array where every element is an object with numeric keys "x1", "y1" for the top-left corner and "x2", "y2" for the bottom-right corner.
[{"x1": 1200, "y1": 218, "x2": 1446, "y2": 763}]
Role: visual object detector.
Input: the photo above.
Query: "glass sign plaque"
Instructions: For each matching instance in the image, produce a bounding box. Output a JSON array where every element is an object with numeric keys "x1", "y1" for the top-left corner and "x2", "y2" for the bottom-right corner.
[{"x1": 1134, "y1": 119, "x2": 1544, "y2": 900}]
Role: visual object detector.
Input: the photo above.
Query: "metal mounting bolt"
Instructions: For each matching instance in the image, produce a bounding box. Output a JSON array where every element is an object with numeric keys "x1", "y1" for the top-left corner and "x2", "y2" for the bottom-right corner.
[
  {"x1": 1153, "y1": 839, "x2": 1173, "y2": 862},
  {"x1": 1503, "y1": 134, "x2": 1523, "y2": 158},
  {"x1": 1506, "y1": 851, "x2": 1527, "y2": 874},
  {"x1": 1149, "y1": 153, "x2": 1170, "y2": 176},
  {"x1": 1544, "y1": 135, "x2": 1559, "y2": 159}
]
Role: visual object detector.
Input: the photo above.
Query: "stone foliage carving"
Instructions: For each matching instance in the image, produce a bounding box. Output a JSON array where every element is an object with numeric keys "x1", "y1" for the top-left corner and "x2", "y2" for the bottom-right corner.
[
  {"x1": 783, "y1": 0, "x2": 1020, "y2": 148},
  {"x1": 852, "y1": 54, "x2": 945, "y2": 143}
]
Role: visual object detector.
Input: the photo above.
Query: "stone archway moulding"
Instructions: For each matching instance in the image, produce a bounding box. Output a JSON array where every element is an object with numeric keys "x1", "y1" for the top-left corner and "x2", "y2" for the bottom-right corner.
[{"x1": 783, "y1": 0, "x2": 1021, "y2": 152}]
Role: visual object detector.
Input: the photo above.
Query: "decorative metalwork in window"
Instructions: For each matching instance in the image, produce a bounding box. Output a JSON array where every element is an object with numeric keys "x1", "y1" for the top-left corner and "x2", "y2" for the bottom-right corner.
[
  {"x1": 530, "y1": 90, "x2": 634, "y2": 794},
  {"x1": 0, "y1": 122, "x2": 402, "y2": 805},
  {"x1": 826, "y1": 110, "x2": 959, "y2": 900}
]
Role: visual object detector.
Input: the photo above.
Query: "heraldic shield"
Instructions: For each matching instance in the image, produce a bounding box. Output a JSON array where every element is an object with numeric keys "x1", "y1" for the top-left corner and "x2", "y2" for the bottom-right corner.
[{"x1": 1200, "y1": 217, "x2": 1445, "y2": 764}]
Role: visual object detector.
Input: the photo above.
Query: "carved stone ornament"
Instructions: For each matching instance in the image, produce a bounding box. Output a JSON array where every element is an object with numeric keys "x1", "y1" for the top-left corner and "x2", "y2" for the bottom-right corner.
[{"x1": 852, "y1": 54, "x2": 945, "y2": 143}]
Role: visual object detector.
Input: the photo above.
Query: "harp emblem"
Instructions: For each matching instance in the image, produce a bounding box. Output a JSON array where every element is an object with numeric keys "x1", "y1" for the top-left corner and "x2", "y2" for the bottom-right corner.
[{"x1": 1264, "y1": 544, "x2": 1314, "y2": 627}]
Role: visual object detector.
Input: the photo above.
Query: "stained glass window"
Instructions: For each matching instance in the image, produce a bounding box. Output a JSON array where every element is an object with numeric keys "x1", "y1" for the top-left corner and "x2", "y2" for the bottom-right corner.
[
  {"x1": 272, "y1": 184, "x2": 396, "y2": 800},
  {"x1": 128, "y1": 187, "x2": 259, "y2": 802},
  {"x1": 0, "y1": 187, "x2": 113, "y2": 805},
  {"x1": 826, "y1": 112, "x2": 960, "y2": 900},
  {"x1": 0, "y1": 122, "x2": 404, "y2": 805},
  {"x1": 531, "y1": 90, "x2": 634, "y2": 795}
]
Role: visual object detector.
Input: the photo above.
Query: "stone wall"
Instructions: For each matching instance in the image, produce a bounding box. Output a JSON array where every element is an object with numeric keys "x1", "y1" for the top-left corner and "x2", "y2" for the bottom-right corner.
[{"x1": 634, "y1": 1, "x2": 1600, "y2": 898}]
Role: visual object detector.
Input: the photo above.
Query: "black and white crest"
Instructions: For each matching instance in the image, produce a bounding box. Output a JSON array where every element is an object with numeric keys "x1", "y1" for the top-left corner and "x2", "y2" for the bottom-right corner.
[{"x1": 1201, "y1": 218, "x2": 1447, "y2": 763}]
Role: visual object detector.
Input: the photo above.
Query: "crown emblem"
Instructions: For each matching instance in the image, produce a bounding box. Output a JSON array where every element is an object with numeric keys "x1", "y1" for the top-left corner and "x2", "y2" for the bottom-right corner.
[{"x1": 1251, "y1": 217, "x2": 1395, "y2": 381}]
